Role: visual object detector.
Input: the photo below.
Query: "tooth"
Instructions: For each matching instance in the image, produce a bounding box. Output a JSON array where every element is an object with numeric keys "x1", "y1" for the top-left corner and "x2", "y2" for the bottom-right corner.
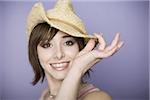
[
  {"x1": 60, "y1": 63, "x2": 63, "y2": 67},
  {"x1": 51, "y1": 62, "x2": 68, "y2": 69},
  {"x1": 56, "y1": 64, "x2": 59, "y2": 67},
  {"x1": 58, "y1": 64, "x2": 61, "y2": 67}
]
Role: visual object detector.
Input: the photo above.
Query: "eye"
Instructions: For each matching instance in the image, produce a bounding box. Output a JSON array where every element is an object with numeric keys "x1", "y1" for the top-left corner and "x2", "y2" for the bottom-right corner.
[
  {"x1": 41, "y1": 43, "x2": 53, "y2": 48},
  {"x1": 65, "y1": 40, "x2": 75, "y2": 46}
]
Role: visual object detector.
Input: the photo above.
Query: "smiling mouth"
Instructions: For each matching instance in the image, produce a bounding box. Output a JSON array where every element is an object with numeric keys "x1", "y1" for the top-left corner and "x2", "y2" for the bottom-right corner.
[{"x1": 50, "y1": 62, "x2": 69, "y2": 71}]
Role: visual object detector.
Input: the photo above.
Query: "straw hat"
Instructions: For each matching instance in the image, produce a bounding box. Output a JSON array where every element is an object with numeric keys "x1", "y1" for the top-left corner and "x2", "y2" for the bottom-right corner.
[{"x1": 27, "y1": 0, "x2": 95, "y2": 41}]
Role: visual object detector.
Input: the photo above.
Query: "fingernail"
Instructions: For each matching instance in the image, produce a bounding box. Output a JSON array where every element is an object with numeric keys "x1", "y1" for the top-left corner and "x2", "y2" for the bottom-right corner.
[
  {"x1": 116, "y1": 32, "x2": 120, "y2": 37},
  {"x1": 118, "y1": 41, "x2": 124, "y2": 48},
  {"x1": 117, "y1": 32, "x2": 120, "y2": 34}
]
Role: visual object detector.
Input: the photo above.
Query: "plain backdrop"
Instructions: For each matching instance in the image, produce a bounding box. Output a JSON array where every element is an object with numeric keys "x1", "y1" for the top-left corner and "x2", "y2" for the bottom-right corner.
[{"x1": 0, "y1": 0, "x2": 149, "y2": 100}]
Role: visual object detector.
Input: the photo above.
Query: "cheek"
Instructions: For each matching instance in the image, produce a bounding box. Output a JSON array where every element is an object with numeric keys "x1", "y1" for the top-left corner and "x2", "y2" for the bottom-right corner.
[
  {"x1": 37, "y1": 49, "x2": 53, "y2": 70},
  {"x1": 63, "y1": 45, "x2": 79, "y2": 58},
  {"x1": 37, "y1": 47, "x2": 53, "y2": 63}
]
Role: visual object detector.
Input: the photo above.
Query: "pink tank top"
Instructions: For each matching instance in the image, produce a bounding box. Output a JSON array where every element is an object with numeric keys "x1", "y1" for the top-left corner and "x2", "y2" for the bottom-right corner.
[{"x1": 77, "y1": 84, "x2": 100, "y2": 100}]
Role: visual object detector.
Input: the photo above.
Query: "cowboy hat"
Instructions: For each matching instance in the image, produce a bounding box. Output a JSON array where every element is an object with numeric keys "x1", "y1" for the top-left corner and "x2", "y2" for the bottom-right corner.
[{"x1": 27, "y1": 0, "x2": 95, "y2": 41}]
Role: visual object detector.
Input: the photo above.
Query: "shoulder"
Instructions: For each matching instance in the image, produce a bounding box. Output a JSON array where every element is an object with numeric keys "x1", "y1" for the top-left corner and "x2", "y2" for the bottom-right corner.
[{"x1": 82, "y1": 90, "x2": 112, "y2": 100}]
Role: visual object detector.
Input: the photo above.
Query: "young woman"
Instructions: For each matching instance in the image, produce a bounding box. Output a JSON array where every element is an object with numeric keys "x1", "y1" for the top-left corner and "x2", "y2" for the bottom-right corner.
[{"x1": 27, "y1": 1, "x2": 124, "y2": 100}]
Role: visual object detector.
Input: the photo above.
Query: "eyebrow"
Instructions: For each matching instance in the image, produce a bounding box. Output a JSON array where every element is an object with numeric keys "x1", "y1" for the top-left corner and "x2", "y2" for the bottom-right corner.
[{"x1": 62, "y1": 35, "x2": 74, "y2": 38}]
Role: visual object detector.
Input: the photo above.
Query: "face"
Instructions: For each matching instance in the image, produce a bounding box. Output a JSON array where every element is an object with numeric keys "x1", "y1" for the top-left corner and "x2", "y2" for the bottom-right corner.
[{"x1": 37, "y1": 31, "x2": 80, "y2": 80}]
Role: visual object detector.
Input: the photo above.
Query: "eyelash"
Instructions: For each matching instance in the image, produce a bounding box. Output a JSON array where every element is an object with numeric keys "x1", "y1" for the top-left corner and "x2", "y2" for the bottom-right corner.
[
  {"x1": 64, "y1": 40, "x2": 75, "y2": 46},
  {"x1": 41, "y1": 43, "x2": 52, "y2": 48}
]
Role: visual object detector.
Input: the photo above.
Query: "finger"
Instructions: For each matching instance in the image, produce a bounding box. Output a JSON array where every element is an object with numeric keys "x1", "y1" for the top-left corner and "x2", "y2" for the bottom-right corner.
[
  {"x1": 117, "y1": 41, "x2": 124, "y2": 50},
  {"x1": 105, "y1": 33, "x2": 120, "y2": 51},
  {"x1": 78, "y1": 39, "x2": 96, "y2": 56},
  {"x1": 103, "y1": 41, "x2": 124, "y2": 58},
  {"x1": 109, "y1": 41, "x2": 124, "y2": 57},
  {"x1": 98, "y1": 46, "x2": 118, "y2": 58},
  {"x1": 94, "y1": 33, "x2": 106, "y2": 50}
]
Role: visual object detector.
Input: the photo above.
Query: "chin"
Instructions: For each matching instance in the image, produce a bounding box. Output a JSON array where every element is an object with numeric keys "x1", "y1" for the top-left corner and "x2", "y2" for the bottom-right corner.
[
  {"x1": 54, "y1": 77, "x2": 65, "y2": 81},
  {"x1": 50, "y1": 71, "x2": 68, "y2": 81}
]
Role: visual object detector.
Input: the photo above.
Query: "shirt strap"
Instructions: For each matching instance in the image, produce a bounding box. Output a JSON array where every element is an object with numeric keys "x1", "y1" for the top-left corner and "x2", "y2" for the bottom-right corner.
[{"x1": 77, "y1": 84, "x2": 100, "y2": 100}]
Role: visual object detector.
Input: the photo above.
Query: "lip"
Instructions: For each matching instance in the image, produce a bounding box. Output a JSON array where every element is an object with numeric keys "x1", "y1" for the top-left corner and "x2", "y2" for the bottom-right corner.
[{"x1": 50, "y1": 61, "x2": 70, "y2": 71}]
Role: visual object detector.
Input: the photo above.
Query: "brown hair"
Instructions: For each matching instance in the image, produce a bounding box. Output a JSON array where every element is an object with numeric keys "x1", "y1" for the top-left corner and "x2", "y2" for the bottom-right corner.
[{"x1": 28, "y1": 22, "x2": 90, "y2": 85}]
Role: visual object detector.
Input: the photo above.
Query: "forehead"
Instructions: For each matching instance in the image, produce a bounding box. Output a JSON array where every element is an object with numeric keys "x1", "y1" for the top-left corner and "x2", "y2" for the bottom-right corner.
[{"x1": 53, "y1": 31, "x2": 75, "y2": 39}]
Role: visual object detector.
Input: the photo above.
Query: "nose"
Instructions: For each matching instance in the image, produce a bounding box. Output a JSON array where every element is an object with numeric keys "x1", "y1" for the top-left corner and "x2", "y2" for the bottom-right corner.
[{"x1": 54, "y1": 45, "x2": 65, "y2": 60}]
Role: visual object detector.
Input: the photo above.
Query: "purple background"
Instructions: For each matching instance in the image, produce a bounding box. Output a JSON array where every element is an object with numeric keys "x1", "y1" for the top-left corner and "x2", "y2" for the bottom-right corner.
[{"x1": 0, "y1": 1, "x2": 149, "y2": 100}]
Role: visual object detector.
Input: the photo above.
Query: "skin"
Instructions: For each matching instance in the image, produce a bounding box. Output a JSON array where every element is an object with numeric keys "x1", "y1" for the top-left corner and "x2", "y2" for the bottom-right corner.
[
  {"x1": 37, "y1": 31, "x2": 124, "y2": 100},
  {"x1": 37, "y1": 31, "x2": 79, "y2": 80},
  {"x1": 37, "y1": 31, "x2": 80, "y2": 96}
]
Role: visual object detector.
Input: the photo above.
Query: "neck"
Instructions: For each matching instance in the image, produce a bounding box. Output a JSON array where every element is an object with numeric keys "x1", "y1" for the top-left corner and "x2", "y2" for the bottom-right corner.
[
  {"x1": 45, "y1": 72, "x2": 62, "y2": 96},
  {"x1": 44, "y1": 72, "x2": 86, "y2": 98}
]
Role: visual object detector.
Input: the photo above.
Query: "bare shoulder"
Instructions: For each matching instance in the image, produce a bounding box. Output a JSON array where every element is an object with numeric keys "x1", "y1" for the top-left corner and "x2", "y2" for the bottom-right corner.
[{"x1": 82, "y1": 91, "x2": 112, "y2": 100}]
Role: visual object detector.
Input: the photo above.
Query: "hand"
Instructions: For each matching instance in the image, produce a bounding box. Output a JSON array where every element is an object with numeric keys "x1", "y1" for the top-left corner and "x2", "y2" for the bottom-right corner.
[{"x1": 71, "y1": 33, "x2": 124, "y2": 75}]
